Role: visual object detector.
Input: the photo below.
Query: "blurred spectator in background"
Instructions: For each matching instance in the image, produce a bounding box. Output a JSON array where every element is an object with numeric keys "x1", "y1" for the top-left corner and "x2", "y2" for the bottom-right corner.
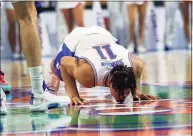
[
  {"x1": 153, "y1": 1, "x2": 166, "y2": 51},
  {"x1": 57, "y1": 1, "x2": 84, "y2": 33},
  {"x1": 180, "y1": 1, "x2": 192, "y2": 49},
  {"x1": 92, "y1": 1, "x2": 105, "y2": 28},
  {"x1": 2, "y1": 2, "x2": 21, "y2": 60},
  {"x1": 164, "y1": 1, "x2": 179, "y2": 50},
  {"x1": 35, "y1": 1, "x2": 56, "y2": 56},
  {"x1": 126, "y1": 1, "x2": 148, "y2": 53},
  {"x1": 100, "y1": 1, "x2": 110, "y2": 31}
]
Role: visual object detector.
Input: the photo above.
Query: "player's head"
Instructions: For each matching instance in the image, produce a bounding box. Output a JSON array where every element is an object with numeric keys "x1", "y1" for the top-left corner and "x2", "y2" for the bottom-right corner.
[{"x1": 108, "y1": 65, "x2": 136, "y2": 103}]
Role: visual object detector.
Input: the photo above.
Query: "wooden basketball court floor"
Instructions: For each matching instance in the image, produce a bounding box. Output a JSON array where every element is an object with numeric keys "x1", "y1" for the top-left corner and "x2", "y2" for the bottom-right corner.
[{"x1": 0, "y1": 50, "x2": 192, "y2": 136}]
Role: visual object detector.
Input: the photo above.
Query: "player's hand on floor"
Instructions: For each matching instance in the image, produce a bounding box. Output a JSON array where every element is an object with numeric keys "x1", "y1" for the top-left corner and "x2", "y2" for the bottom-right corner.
[
  {"x1": 70, "y1": 96, "x2": 89, "y2": 106},
  {"x1": 133, "y1": 93, "x2": 160, "y2": 101}
]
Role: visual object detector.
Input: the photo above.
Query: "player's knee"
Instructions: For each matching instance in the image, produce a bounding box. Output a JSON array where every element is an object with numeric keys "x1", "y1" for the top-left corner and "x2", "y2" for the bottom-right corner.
[
  {"x1": 13, "y1": 3, "x2": 37, "y2": 24},
  {"x1": 18, "y1": 13, "x2": 37, "y2": 25}
]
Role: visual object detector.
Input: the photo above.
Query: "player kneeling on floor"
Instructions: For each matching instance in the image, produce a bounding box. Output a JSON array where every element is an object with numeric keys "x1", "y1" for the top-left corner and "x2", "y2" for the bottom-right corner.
[{"x1": 48, "y1": 26, "x2": 160, "y2": 105}]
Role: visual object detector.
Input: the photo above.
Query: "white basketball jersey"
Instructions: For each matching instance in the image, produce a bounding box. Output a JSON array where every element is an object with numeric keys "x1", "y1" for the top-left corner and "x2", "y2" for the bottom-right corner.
[{"x1": 60, "y1": 26, "x2": 133, "y2": 86}]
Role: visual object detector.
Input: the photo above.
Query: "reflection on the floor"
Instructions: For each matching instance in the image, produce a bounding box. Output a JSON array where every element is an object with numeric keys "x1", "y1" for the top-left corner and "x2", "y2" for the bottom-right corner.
[{"x1": 0, "y1": 84, "x2": 192, "y2": 135}]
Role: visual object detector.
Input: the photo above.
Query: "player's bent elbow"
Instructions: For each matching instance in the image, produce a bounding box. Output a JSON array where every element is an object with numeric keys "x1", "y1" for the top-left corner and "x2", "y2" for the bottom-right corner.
[
  {"x1": 60, "y1": 56, "x2": 70, "y2": 68},
  {"x1": 60, "y1": 56, "x2": 75, "y2": 74}
]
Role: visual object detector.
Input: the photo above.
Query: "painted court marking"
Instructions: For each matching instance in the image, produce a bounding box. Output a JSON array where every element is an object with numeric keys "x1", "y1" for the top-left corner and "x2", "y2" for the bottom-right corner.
[
  {"x1": 95, "y1": 106, "x2": 154, "y2": 110},
  {"x1": 98, "y1": 109, "x2": 171, "y2": 115},
  {"x1": 1, "y1": 122, "x2": 191, "y2": 134}
]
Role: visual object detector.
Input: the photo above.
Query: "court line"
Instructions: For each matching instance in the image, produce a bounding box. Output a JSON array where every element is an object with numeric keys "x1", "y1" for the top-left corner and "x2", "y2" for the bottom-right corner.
[
  {"x1": 65, "y1": 124, "x2": 192, "y2": 132},
  {"x1": 71, "y1": 103, "x2": 130, "y2": 108},
  {"x1": 5, "y1": 99, "x2": 192, "y2": 107},
  {"x1": 1, "y1": 124, "x2": 191, "y2": 134},
  {"x1": 98, "y1": 109, "x2": 172, "y2": 115},
  {"x1": 95, "y1": 106, "x2": 153, "y2": 110},
  {"x1": 80, "y1": 93, "x2": 111, "y2": 97},
  {"x1": 11, "y1": 80, "x2": 192, "y2": 89},
  {"x1": 6, "y1": 102, "x2": 29, "y2": 105},
  {"x1": 141, "y1": 81, "x2": 192, "y2": 85},
  {"x1": 134, "y1": 98, "x2": 192, "y2": 102}
]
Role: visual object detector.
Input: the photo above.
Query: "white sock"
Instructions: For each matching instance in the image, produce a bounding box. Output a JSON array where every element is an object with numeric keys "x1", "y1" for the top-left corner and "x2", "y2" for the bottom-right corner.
[{"x1": 28, "y1": 66, "x2": 44, "y2": 94}]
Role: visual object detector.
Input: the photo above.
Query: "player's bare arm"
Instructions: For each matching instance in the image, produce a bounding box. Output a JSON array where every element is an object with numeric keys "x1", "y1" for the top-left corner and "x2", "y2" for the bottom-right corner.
[
  {"x1": 59, "y1": 56, "x2": 94, "y2": 106},
  {"x1": 131, "y1": 54, "x2": 160, "y2": 101}
]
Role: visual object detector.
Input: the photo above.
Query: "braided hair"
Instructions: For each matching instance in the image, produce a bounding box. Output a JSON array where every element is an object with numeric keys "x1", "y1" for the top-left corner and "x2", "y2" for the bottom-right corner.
[{"x1": 109, "y1": 64, "x2": 136, "y2": 102}]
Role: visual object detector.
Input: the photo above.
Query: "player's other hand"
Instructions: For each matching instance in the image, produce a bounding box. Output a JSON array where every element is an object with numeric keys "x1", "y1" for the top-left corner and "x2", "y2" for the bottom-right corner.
[
  {"x1": 133, "y1": 93, "x2": 160, "y2": 101},
  {"x1": 70, "y1": 96, "x2": 89, "y2": 106}
]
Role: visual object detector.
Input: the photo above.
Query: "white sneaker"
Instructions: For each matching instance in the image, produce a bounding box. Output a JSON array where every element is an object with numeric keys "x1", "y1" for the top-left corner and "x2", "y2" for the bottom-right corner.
[
  {"x1": 12, "y1": 52, "x2": 20, "y2": 60},
  {"x1": 30, "y1": 81, "x2": 70, "y2": 112},
  {"x1": 1, "y1": 87, "x2": 7, "y2": 115},
  {"x1": 138, "y1": 46, "x2": 146, "y2": 53},
  {"x1": 127, "y1": 43, "x2": 134, "y2": 52}
]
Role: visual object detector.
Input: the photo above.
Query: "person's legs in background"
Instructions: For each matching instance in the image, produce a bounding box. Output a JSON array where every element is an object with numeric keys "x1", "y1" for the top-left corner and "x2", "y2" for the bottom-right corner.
[
  {"x1": 72, "y1": 3, "x2": 84, "y2": 28},
  {"x1": 61, "y1": 8, "x2": 74, "y2": 33},
  {"x1": 138, "y1": 2, "x2": 148, "y2": 53},
  {"x1": 180, "y1": 1, "x2": 191, "y2": 49},
  {"x1": 127, "y1": 4, "x2": 137, "y2": 52},
  {"x1": 5, "y1": 2, "x2": 21, "y2": 60},
  {"x1": 59, "y1": 2, "x2": 84, "y2": 33},
  {"x1": 164, "y1": 2, "x2": 178, "y2": 50},
  {"x1": 153, "y1": 1, "x2": 166, "y2": 51}
]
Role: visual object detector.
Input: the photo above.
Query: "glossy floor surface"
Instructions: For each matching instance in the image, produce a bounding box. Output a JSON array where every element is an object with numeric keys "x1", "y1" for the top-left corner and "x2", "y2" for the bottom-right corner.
[{"x1": 0, "y1": 50, "x2": 192, "y2": 136}]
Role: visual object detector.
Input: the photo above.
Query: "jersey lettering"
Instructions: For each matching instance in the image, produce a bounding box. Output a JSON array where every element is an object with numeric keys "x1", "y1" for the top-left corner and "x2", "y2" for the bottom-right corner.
[{"x1": 93, "y1": 44, "x2": 117, "y2": 60}]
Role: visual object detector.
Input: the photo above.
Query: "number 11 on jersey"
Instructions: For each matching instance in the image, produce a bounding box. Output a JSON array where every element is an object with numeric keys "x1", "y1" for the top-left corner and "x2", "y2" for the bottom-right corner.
[{"x1": 92, "y1": 44, "x2": 117, "y2": 60}]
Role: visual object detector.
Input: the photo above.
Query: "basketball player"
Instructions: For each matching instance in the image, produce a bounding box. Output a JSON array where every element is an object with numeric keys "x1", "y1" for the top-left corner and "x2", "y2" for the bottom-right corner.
[
  {"x1": 49, "y1": 26, "x2": 160, "y2": 106},
  {"x1": 0, "y1": 1, "x2": 68, "y2": 115}
]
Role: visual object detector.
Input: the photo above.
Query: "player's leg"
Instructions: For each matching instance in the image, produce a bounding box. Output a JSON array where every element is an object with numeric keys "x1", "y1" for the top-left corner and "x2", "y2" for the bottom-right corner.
[
  {"x1": 72, "y1": 3, "x2": 84, "y2": 28},
  {"x1": 61, "y1": 8, "x2": 74, "y2": 33},
  {"x1": 12, "y1": 1, "x2": 69, "y2": 111},
  {"x1": 127, "y1": 4, "x2": 137, "y2": 51},
  {"x1": 138, "y1": 2, "x2": 147, "y2": 53},
  {"x1": 12, "y1": 2, "x2": 41, "y2": 67},
  {"x1": 180, "y1": 1, "x2": 191, "y2": 49}
]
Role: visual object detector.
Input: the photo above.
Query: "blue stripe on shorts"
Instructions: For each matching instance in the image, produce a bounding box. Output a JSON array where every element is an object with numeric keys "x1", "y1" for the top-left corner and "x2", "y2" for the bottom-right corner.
[{"x1": 53, "y1": 43, "x2": 79, "y2": 81}]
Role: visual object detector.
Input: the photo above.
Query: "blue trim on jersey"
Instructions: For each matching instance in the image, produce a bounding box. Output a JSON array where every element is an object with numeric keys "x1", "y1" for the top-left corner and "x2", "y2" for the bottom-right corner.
[{"x1": 53, "y1": 43, "x2": 78, "y2": 81}]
